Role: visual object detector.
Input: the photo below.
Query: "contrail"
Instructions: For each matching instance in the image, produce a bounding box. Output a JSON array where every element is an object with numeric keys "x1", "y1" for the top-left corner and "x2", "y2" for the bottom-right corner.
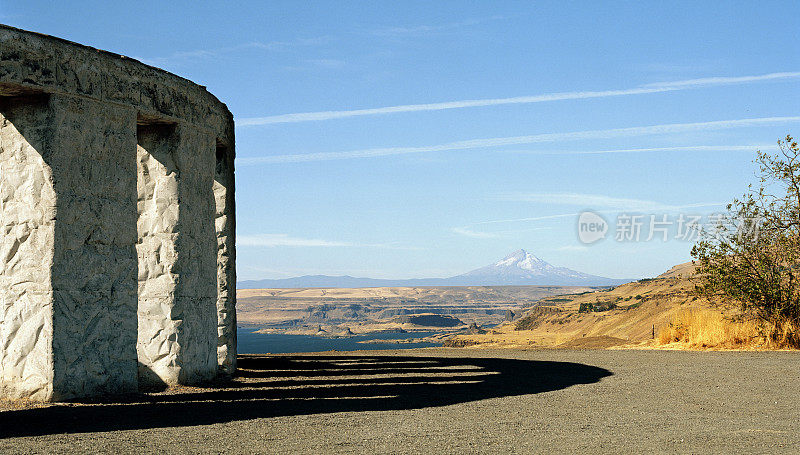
[
  {"x1": 238, "y1": 72, "x2": 800, "y2": 126},
  {"x1": 238, "y1": 116, "x2": 800, "y2": 164},
  {"x1": 505, "y1": 145, "x2": 777, "y2": 156}
]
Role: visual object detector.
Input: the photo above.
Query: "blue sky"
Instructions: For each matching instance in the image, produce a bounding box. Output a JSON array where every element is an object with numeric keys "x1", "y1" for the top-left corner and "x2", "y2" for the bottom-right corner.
[{"x1": 4, "y1": 1, "x2": 799, "y2": 280}]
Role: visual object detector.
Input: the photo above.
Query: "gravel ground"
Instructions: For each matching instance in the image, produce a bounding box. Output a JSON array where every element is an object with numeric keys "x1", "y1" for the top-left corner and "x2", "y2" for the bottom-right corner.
[{"x1": 1, "y1": 348, "x2": 798, "y2": 454}]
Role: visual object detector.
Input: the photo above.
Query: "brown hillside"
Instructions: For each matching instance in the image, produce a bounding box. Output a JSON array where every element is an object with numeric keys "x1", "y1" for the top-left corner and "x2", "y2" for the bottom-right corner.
[{"x1": 444, "y1": 262, "x2": 722, "y2": 349}]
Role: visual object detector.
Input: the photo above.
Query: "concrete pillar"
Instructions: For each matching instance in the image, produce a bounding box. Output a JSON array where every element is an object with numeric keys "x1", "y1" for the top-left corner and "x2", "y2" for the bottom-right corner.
[
  {"x1": 214, "y1": 141, "x2": 237, "y2": 375},
  {"x1": 1, "y1": 93, "x2": 139, "y2": 400},
  {"x1": 136, "y1": 122, "x2": 218, "y2": 386},
  {"x1": 173, "y1": 125, "x2": 218, "y2": 384},
  {"x1": 0, "y1": 94, "x2": 56, "y2": 401}
]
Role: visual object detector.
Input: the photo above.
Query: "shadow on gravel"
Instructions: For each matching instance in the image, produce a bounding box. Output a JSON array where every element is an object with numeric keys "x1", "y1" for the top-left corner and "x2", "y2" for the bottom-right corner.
[{"x1": 0, "y1": 354, "x2": 612, "y2": 437}]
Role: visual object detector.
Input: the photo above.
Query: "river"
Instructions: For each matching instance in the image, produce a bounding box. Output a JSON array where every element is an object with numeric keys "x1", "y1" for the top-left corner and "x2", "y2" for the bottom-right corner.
[{"x1": 237, "y1": 327, "x2": 443, "y2": 354}]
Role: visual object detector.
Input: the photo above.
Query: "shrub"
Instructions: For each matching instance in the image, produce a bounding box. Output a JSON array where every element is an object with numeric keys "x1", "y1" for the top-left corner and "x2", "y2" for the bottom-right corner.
[
  {"x1": 692, "y1": 136, "x2": 800, "y2": 347},
  {"x1": 578, "y1": 301, "x2": 617, "y2": 313}
]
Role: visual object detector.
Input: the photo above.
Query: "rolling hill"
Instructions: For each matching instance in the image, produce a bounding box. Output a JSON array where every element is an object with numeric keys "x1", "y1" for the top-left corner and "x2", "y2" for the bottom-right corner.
[{"x1": 444, "y1": 262, "x2": 715, "y2": 349}]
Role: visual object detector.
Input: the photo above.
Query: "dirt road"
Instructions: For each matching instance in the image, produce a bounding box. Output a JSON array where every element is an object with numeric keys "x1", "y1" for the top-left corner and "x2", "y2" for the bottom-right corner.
[{"x1": 1, "y1": 348, "x2": 798, "y2": 453}]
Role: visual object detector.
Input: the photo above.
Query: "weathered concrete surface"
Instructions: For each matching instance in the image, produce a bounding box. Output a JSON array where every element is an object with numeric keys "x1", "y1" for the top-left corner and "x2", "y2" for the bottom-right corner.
[
  {"x1": 49, "y1": 94, "x2": 139, "y2": 400},
  {"x1": 0, "y1": 25, "x2": 236, "y2": 400},
  {"x1": 0, "y1": 28, "x2": 230, "y2": 133},
  {"x1": 1, "y1": 93, "x2": 141, "y2": 400},
  {"x1": 0, "y1": 95, "x2": 55, "y2": 401},
  {"x1": 214, "y1": 143, "x2": 236, "y2": 375},
  {"x1": 136, "y1": 124, "x2": 218, "y2": 386}
]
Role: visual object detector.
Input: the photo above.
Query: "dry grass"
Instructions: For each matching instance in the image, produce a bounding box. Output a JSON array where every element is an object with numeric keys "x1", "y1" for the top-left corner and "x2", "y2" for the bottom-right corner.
[
  {"x1": 443, "y1": 262, "x2": 800, "y2": 351},
  {"x1": 657, "y1": 308, "x2": 799, "y2": 349}
]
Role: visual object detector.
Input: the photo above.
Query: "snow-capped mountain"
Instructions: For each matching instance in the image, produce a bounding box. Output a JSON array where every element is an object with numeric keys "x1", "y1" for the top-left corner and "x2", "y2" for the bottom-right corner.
[
  {"x1": 238, "y1": 249, "x2": 629, "y2": 288},
  {"x1": 452, "y1": 249, "x2": 619, "y2": 285}
]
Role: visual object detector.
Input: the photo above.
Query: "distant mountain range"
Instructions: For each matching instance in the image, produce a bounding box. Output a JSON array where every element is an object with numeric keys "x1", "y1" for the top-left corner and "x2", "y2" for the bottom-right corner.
[{"x1": 238, "y1": 249, "x2": 632, "y2": 289}]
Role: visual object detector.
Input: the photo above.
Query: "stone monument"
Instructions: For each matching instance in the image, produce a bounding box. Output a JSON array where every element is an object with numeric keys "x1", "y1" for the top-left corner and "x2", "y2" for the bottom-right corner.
[{"x1": 0, "y1": 25, "x2": 236, "y2": 401}]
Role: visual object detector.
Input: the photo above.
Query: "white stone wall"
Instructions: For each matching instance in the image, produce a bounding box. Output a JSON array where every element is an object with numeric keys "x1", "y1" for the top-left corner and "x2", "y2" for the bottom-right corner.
[
  {"x1": 48, "y1": 94, "x2": 139, "y2": 399},
  {"x1": 1, "y1": 94, "x2": 140, "y2": 400},
  {"x1": 215, "y1": 145, "x2": 236, "y2": 375},
  {"x1": 137, "y1": 124, "x2": 218, "y2": 386},
  {"x1": 136, "y1": 124, "x2": 181, "y2": 385},
  {"x1": 0, "y1": 96, "x2": 55, "y2": 400},
  {"x1": 1, "y1": 26, "x2": 237, "y2": 400},
  {"x1": 172, "y1": 125, "x2": 218, "y2": 384}
]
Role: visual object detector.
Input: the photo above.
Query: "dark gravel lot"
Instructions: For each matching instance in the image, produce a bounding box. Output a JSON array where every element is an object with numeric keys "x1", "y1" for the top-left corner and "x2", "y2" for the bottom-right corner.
[{"x1": 1, "y1": 348, "x2": 798, "y2": 454}]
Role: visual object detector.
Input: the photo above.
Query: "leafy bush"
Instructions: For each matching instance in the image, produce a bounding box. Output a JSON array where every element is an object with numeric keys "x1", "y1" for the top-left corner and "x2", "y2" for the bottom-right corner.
[
  {"x1": 692, "y1": 136, "x2": 800, "y2": 347},
  {"x1": 578, "y1": 301, "x2": 617, "y2": 313}
]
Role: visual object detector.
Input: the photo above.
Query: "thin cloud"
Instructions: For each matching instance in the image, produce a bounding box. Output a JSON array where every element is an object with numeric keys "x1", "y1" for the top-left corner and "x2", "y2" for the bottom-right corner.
[
  {"x1": 505, "y1": 144, "x2": 778, "y2": 156},
  {"x1": 643, "y1": 73, "x2": 798, "y2": 89},
  {"x1": 238, "y1": 234, "x2": 352, "y2": 247},
  {"x1": 238, "y1": 116, "x2": 800, "y2": 164},
  {"x1": 238, "y1": 234, "x2": 420, "y2": 250},
  {"x1": 495, "y1": 193, "x2": 667, "y2": 210},
  {"x1": 370, "y1": 16, "x2": 506, "y2": 37},
  {"x1": 238, "y1": 71, "x2": 800, "y2": 126},
  {"x1": 475, "y1": 213, "x2": 586, "y2": 226},
  {"x1": 136, "y1": 36, "x2": 332, "y2": 66},
  {"x1": 451, "y1": 227, "x2": 500, "y2": 239},
  {"x1": 456, "y1": 199, "x2": 726, "y2": 238},
  {"x1": 494, "y1": 193, "x2": 724, "y2": 212},
  {"x1": 451, "y1": 225, "x2": 549, "y2": 238},
  {"x1": 451, "y1": 213, "x2": 578, "y2": 239}
]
